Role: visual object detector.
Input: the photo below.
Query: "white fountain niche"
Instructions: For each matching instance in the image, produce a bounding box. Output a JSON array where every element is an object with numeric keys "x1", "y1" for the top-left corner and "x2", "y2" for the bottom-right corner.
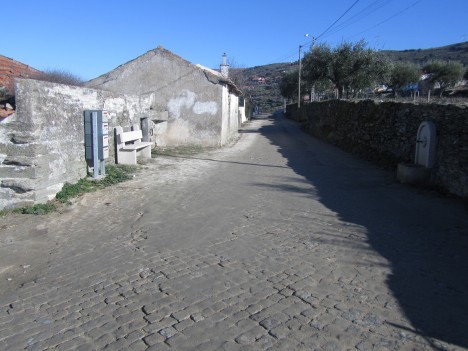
[{"x1": 397, "y1": 121, "x2": 437, "y2": 185}]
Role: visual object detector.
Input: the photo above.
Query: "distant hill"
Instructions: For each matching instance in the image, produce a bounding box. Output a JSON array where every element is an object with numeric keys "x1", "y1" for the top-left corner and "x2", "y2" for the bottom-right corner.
[
  {"x1": 381, "y1": 41, "x2": 468, "y2": 66},
  {"x1": 238, "y1": 42, "x2": 468, "y2": 113},
  {"x1": 231, "y1": 62, "x2": 296, "y2": 113}
]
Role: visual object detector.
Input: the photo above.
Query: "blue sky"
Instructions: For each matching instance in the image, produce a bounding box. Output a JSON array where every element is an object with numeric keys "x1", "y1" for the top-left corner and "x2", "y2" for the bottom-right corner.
[{"x1": 4, "y1": 0, "x2": 467, "y2": 80}]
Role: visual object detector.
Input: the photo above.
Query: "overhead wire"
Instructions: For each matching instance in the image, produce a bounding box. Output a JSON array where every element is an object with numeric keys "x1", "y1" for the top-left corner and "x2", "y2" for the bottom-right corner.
[
  {"x1": 264, "y1": 0, "x2": 363, "y2": 66},
  {"x1": 257, "y1": 0, "x2": 421, "y2": 69},
  {"x1": 319, "y1": 0, "x2": 392, "y2": 40},
  {"x1": 348, "y1": 0, "x2": 421, "y2": 39},
  {"x1": 316, "y1": 0, "x2": 361, "y2": 40}
]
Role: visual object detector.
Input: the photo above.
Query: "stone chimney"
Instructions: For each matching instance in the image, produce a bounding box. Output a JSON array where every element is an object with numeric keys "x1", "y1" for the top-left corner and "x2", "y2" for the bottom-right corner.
[{"x1": 220, "y1": 53, "x2": 229, "y2": 78}]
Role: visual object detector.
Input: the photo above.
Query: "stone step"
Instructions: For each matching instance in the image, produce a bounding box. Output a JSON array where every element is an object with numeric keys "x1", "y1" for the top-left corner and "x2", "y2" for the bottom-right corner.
[
  {"x1": 0, "y1": 164, "x2": 36, "y2": 178},
  {"x1": 0, "y1": 178, "x2": 35, "y2": 194},
  {"x1": 0, "y1": 177, "x2": 35, "y2": 210},
  {"x1": 0, "y1": 143, "x2": 46, "y2": 157}
]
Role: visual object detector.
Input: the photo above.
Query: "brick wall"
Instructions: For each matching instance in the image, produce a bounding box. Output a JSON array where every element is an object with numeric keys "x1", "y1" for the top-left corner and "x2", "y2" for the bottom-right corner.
[{"x1": 286, "y1": 100, "x2": 468, "y2": 199}]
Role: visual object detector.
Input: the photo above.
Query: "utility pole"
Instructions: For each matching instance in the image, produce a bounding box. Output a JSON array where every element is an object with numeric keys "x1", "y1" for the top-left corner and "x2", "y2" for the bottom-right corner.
[
  {"x1": 307, "y1": 36, "x2": 316, "y2": 102},
  {"x1": 298, "y1": 45, "x2": 302, "y2": 108}
]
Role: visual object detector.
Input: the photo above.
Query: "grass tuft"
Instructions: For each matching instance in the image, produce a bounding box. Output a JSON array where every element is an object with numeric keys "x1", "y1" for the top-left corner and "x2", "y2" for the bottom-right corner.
[
  {"x1": 5, "y1": 164, "x2": 137, "y2": 215},
  {"x1": 13, "y1": 203, "x2": 56, "y2": 215}
]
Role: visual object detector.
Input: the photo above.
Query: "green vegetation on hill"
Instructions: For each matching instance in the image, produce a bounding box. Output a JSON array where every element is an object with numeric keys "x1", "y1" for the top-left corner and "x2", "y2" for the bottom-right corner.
[
  {"x1": 381, "y1": 42, "x2": 468, "y2": 66},
  {"x1": 233, "y1": 63, "x2": 297, "y2": 113},
  {"x1": 237, "y1": 42, "x2": 468, "y2": 112}
]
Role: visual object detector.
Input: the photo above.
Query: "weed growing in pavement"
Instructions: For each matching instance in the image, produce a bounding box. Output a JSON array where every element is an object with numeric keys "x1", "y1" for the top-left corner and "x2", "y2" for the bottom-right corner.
[
  {"x1": 56, "y1": 164, "x2": 136, "y2": 204},
  {"x1": 152, "y1": 145, "x2": 217, "y2": 156},
  {"x1": 56, "y1": 178, "x2": 96, "y2": 203},
  {"x1": 99, "y1": 164, "x2": 135, "y2": 186},
  {"x1": 4, "y1": 164, "x2": 137, "y2": 215},
  {"x1": 13, "y1": 203, "x2": 57, "y2": 215}
]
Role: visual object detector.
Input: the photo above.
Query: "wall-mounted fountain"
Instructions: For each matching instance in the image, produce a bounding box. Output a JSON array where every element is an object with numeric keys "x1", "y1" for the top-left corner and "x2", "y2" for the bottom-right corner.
[{"x1": 397, "y1": 120, "x2": 437, "y2": 185}]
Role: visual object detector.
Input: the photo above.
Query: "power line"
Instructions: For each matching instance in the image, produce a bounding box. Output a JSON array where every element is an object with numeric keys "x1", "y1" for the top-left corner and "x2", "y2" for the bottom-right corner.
[
  {"x1": 316, "y1": 0, "x2": 361, "y2": 40},
  {"x1": 262, "y1": 1, "x2": 374, "y2": 66},
  {"x1": 319, "y1": 0, "x2": 392, "y2": 40},
  {"x1": 255, "y1": 0, "x2": 419, "y2": 68},
  {"x1": 348, "y1": 1, "x2": 421, "y2": 39}
]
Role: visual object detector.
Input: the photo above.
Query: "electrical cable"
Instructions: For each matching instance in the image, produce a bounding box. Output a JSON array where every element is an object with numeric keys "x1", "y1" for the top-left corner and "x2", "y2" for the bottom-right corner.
[
  {"x1": 319, "y1": 0, "x2": 392, "y2": 40},
  {"x1": 251, "y1": 1, "x2": 421, "y2": 69},
  {"x1": 348, "y1": 1, "x2": 421, "y2": 39},
  {"x1": 316, "y1": 0, "x2": 361, "y2": 40}
]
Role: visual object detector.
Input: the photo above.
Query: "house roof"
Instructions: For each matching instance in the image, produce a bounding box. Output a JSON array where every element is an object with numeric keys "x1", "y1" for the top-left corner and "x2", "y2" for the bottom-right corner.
[
  {"x1": 194, "y1": 63, "x2": 242, "y2": 95},
  {"x1": 155, "y1": 47, "x2": 241, "y2": 95},
  {"x1": 0, "y1": 55, "x2": 41, "y2": 95},
  {"x1": 87, "y1": 46, "x2": 242, "y2": 96}
]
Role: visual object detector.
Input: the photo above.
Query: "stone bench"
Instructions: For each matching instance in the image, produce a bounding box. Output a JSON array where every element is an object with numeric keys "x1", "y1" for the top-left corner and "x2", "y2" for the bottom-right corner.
[{"x1": 114, "y1": 125, "x2": 153, "y2": 165}]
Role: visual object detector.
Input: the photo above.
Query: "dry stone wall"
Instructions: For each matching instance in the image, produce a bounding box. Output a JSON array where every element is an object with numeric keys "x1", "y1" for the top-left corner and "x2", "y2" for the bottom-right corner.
[{"x1": 286, "y1": 100, "x2": 468, "y2": 199}]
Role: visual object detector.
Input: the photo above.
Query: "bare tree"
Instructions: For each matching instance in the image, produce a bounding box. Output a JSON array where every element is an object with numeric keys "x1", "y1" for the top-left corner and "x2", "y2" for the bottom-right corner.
[{"x1": 36, "y1": 68, "x2": 84, "y2": 86}]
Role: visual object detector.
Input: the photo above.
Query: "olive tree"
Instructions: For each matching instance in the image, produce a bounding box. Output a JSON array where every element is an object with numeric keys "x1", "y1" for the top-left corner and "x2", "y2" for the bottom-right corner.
[
  {"x1": 302, "y1": 40, "x2": 388, "y2": 99},
  {"x1": 279, "y1": 69, "x2": 307, "y2": 101},
  {"x1": 387, "y1": 62, "x2": 421, "y2": 97},
  {"x1": 423, "y1": 60, "x2": 464, "y2": 97}
]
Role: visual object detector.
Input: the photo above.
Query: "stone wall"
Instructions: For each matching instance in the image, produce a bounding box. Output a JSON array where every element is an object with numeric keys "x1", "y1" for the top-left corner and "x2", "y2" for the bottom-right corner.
[
  {"x1": 0, "y1": 78, "x2": 148, "y2": 209},
  {"x1": 286, "y1": 100, "x2": 468, "y2": 199}
]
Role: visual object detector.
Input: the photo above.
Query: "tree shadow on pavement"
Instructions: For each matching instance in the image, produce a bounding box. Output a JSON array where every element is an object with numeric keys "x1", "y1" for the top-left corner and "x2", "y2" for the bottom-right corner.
[{"x1": 260, "y1": 113, "x2": 468, "y2": 349}]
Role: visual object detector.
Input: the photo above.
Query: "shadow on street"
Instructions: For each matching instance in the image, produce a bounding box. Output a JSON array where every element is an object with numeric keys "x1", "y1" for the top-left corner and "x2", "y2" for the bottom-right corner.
[{"x1": 258, "y1": 113, "x2": 468, "y2": 349}]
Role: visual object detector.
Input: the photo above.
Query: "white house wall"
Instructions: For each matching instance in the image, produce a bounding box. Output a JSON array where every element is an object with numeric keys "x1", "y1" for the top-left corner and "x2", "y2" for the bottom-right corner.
[{"x1": 86, "y1": 48, "x2": 233, "y2": 147}]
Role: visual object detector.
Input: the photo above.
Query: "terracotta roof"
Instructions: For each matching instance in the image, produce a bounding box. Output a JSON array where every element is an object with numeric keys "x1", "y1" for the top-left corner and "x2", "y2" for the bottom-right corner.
[{"x1": 0, "y1": 55, "x2": 41, "y2": 96}]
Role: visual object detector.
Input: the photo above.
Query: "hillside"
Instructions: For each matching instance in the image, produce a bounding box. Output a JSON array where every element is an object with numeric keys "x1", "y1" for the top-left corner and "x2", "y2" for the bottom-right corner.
[
  {"x1": 381, "y1": 41, "x2": 468, "y2": 66},
  {"x1": 239, "y1": 42, "x2": 468, "y2": 113},
  {"x1": 231, "y1": 62, "x2": 296, "y2": 113}
]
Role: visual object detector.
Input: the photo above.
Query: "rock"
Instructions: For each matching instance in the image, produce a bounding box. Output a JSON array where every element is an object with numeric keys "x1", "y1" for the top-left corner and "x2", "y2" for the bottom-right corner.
[
  {"x1": 139, "y1": 268, "x2": 152, "y2": 279},
  {"x1": 159, "y1": 327, "x2": 177, "y2": 339},
  {"x1": 259, "y1": 318, "x2": 280, "y2": 330}
]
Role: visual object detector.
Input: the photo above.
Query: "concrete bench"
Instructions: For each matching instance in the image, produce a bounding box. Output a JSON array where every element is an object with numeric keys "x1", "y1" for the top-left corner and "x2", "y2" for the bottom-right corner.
[{"x1": 114, "y1": 125, "x2": 153, "y2": 165}]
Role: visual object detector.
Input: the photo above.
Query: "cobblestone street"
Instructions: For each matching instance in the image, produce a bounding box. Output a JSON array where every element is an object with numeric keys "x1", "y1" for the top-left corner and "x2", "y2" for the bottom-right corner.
[{"x1": 1, "y1": 114, "x2": 467, "y2": 350}]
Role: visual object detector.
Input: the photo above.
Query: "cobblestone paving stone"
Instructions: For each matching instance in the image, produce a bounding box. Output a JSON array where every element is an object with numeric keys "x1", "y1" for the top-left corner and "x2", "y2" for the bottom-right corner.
[{"x1": 1, "y1": 115, "x2": 467, "y2": 350}]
